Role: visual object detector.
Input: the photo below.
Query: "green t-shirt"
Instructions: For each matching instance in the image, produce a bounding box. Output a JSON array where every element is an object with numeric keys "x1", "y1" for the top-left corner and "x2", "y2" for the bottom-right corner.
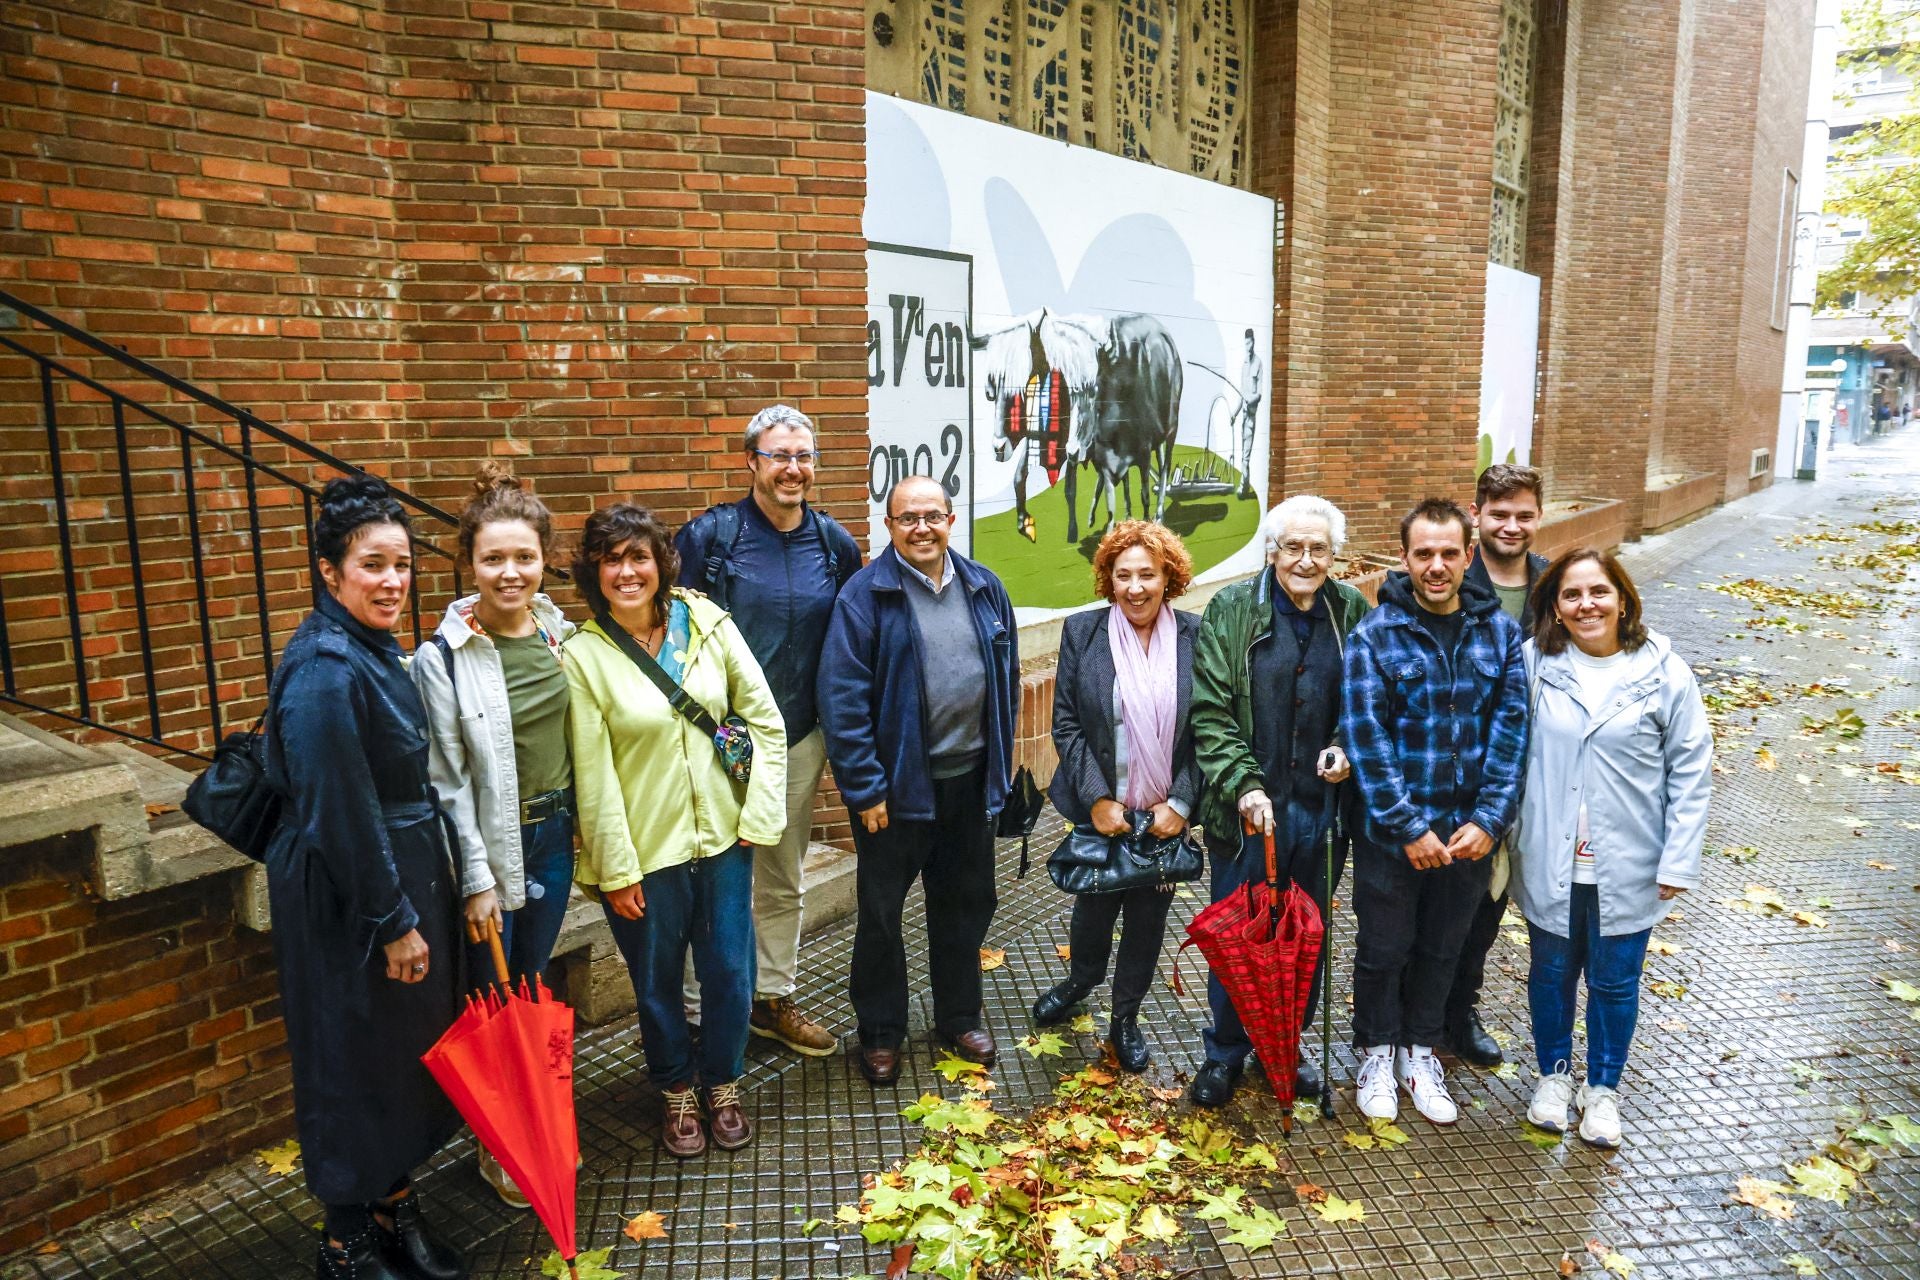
[
  {"x1": 495, "y1": 631, "x2": 571, "y2": 797},
  {"x1": 1493, "y1": 582, "x2": 1529, "y2": 623}
]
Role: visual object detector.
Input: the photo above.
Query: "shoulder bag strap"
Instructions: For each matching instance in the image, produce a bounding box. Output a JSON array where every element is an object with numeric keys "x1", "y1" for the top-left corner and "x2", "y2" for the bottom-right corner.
[
  {"x1": 594, "y1": 612, "x2": 722, "y2": 739},
  {"x1": 429, "y1": 632, "x2": 458, "y2": 703}
]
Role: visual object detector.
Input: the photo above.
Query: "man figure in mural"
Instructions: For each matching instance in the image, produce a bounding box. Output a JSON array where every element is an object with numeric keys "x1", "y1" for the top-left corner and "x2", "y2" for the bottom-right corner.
[
  {"x1": 1341, "y1": 499, "x2": 1528, "y2": 1125},
  {"x1": 975, "y1": 309, "x2": 1183, "y2": 544},
  {"x1": 1236, "y1": 328, "x2": 1263, "y2": 500},
  {"x1": 673, "y1": 404, "x2": 863, "y2": 1059},
  {"x1": 1444, "y1": 463, "x2": 1548, "y2": 1070},
  {"x1": 818, "y1": 476, "x2": 1020, "y2": 1084}
]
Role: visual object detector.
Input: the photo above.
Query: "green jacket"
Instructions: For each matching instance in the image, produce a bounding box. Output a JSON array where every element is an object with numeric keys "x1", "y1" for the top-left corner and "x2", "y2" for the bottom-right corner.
[{"x1": 1190, "y1": 571, "x2": 1370, "y2": 840}]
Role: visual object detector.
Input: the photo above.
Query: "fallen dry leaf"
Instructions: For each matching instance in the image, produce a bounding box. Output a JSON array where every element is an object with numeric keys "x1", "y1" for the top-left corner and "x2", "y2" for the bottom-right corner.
[
  {"x1": 623, "y1": 1210, "x2": 669, "y2": 1241},
  {"x1": 1647, "y1": 938, "x2": 1681, "y2": 957},
  {"x1": 144, "y1": 802, "x2": 178, "y2": 818},
  {"x1": 978, "y1": 946, "x2": 1006, "y2": 972},
  {"x1": 1558, "y1": 1253, "x2": 1578, "y2": 1278},
  {"x1": 1294, "y1": 1181, "x2": 1328, "y2": 1203},
  {"x1": 255, "y1": 1139, "x2": 300, "y2": 1176},
  {"x1": 1055, "y1": 944, "x2": 1072, "y2": 960},
  {"x1": 1731, "y1": 1175, "x2": 1796, "y2": 1221},
  {"x1": 1867, "y1": 860, "x2": 1897, "y2": 871}
]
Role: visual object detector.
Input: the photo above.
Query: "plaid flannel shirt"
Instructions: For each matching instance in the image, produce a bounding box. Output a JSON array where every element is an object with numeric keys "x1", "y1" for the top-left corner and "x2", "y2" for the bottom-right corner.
[{"x1": 1340, "y1": 576, "x2": 1529, "y2": 848}]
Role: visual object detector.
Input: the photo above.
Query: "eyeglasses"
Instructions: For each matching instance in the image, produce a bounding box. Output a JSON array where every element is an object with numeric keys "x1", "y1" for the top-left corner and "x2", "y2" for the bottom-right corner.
[
  {"x1": 1276, "y1": 539, "x2": 1333, "y2": 562},
  {"x1": 886, "y1": 512, "x2": 951, "y2": 529},
  {"x1": 751, "y1": 448, "x2": 820, "y2": 468}
]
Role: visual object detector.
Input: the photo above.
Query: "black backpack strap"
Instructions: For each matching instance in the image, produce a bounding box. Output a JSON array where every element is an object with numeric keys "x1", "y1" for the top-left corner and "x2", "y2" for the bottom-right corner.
[
  {"x1": 593, "y1": 612, "x2": 722, "y2": 739},
  {"x1": 429, "y1": 632, "x2": 457, "y2": 703},
  {"x1": 813, "y1": 510, "x2": 845, "y2": 584},
  {"x1": 701, "y1": 503, "x2": 745, "y2": 611}
]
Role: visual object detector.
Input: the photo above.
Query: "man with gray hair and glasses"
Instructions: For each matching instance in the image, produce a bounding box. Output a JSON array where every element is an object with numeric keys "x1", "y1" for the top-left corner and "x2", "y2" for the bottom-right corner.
[{"x1": 675, "y1": 404, "x2": 862, "y2": 1057}]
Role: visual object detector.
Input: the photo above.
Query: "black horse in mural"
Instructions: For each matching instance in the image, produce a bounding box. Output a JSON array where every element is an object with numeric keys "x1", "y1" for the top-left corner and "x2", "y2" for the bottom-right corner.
[{"x1": 974, "y1": 309, "x2": 1184, "y2": 543}]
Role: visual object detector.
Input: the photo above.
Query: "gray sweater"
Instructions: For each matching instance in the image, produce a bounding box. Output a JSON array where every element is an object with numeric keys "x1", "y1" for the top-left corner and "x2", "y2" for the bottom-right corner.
[{"x1": 902, "y1": 566, "x2": 988, "y2": 778}]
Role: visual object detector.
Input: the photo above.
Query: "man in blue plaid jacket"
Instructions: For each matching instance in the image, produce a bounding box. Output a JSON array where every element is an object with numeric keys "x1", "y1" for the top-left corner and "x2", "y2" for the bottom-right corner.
[{"x1": 1340, "y1": 497, "x2": 1529, "y2": 1127}]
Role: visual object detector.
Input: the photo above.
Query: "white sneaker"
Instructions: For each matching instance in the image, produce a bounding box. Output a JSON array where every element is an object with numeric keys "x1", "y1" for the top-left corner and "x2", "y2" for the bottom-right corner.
[
  {"x1": 1575, "y1": 1083, "x2": 1622, "y2": 1148},
  {"x1": 1355, "y1": 1048, "x2": 1399, "y2": 1120},
  {"x1": 1527, "y1": 1071, "x2": 1575, "y2": 1133},
  {"x1": 477, "y1": 1145, "x2": 531, "y2": 1210},
  {"x1": 1395, "y1": 1046, "x2": 1459, "y2": 1125}
]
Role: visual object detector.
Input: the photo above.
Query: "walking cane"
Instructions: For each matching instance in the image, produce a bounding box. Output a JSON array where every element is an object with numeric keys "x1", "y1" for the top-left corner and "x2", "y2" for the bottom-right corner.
[{"x1": 1318, "y1": 777, "x2": 1338, "y2": 1118}]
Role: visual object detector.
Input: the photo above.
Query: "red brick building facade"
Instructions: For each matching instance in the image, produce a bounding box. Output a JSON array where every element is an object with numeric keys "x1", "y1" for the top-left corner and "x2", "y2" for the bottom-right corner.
[{"x1": 0, "y1": 0, "x2": 1814, "y2": 1254}]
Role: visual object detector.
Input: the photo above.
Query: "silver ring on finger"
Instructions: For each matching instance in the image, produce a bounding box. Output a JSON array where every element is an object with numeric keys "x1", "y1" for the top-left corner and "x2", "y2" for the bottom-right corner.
[{"x1": 411, "y1": 963, "x2": 426, "y2": 975}]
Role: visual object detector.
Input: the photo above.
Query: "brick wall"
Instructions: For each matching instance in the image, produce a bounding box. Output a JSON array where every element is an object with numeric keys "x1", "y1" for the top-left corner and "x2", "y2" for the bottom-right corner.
[
  {"x1": 0, "y1": 833, "x2": 288, "y2": 1258},
  {"x1": 0, "y1": 0, "x2": 869, "y2": 757}
]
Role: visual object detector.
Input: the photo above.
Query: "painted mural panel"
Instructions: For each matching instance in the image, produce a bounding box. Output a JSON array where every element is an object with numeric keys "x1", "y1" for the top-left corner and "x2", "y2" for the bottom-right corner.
[{"x1": 864, "y1": 93, "x2": 1276, "y2": 623}]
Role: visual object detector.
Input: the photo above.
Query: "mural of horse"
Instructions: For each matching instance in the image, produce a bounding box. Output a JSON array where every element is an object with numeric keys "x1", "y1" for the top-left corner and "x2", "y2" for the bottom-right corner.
[{"x1": 974, "y1": 309, "x2": 1183, "y2": 543}]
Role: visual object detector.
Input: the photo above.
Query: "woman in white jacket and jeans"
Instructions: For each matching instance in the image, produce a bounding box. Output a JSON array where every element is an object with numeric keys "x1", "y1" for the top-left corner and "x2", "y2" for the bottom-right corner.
[
  {"x1": 1512, "y1": 548, "x2": 1712, "y2": 1149},
  {"x1": 409, "y1": 463, "x2": 575, "y2": 1208}
]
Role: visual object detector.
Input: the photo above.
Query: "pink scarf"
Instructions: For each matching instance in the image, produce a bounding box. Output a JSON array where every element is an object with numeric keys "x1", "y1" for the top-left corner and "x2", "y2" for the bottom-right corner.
[{"x1": 1108, "y1": 603, "x2": 1178, "y2": 809}]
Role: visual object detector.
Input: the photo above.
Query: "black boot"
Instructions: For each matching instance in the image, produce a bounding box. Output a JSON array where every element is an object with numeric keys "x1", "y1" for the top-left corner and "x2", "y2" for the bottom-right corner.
[
  {"x1": 374, "y1": 1194, "x2": 466, "y2": 1280},
  {"x1": 1031, "y1": 980, "x2": 1091, "y2": 1026},
  {"x1": 1448, "y1": 1008, "x2": 1504, "y2": 1069},
  {"x1": 317, "y1": 1230, "x2": 410, "y2": 1280},
  {"x1": 1187, "y1": 1059, "x2": 1242, "y2": 1108},
  {"x1": 1110, "y1": 1015, "x2": 1150, "y2": 1074}
]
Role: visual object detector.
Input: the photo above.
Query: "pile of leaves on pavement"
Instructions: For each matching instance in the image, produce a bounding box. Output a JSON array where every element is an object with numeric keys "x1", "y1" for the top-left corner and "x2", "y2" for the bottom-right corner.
[{"x1": 840, "y1": 1061, "x2": 1306, "y2": 1279}]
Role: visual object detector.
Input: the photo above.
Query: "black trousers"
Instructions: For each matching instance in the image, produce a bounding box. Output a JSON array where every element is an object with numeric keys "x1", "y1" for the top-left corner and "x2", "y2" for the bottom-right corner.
[
  {"x1": 1444, "y1": 886, "x2": 1508, "y2": 1030},
  {"x1": 1065, "y1": 884, "x2": 1175, "y2": 1021},
  {"x1": 1349, "y1": 839, "x2": 1492, "y2": 1050},
  {"x1": 849, "y1": 768, "x2": 996, "y2": 1049}
]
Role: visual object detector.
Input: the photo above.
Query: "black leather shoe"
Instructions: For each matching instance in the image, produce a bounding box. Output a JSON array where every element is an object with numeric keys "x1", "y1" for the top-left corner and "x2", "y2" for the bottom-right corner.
[
  {"x1": 318, "y1": 1231, "x2": 410, "y2": 1280},
  {"x1": 374, "y1": 1195, "x2": 465, "y2": 1280},
  {"x1": 1448, "y1": 1009, "x2": 1504, "y2": 1069},
  {"x1": 1187, "y1": 1059, "x2": 1242, "y2": 1109},
  {"x1": 1294, "y1": 1054, "x2": 1323, "y2": 1101},
  {"x1": 1110, "y1": 1016, "x2": 1150, "y2": 1074},
  {"x1": 1031, "y1": 981, "x2": 1090, "y2": 1026}
]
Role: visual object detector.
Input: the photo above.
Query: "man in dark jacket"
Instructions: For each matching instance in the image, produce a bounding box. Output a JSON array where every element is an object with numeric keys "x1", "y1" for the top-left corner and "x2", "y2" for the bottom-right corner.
[
  {"x1": 818, "y1": 475, "x2": 1019, "y2": 1085},
  {"x1": 674, "y1": 404, "x2": 862, "y2": 1058},
  {"x1": 1342, "y1": 498, "x2": 1528, "y2": 1126},
  {"x1": 1446, "y1": 463, "x2": 1549, "y2": 1068}
]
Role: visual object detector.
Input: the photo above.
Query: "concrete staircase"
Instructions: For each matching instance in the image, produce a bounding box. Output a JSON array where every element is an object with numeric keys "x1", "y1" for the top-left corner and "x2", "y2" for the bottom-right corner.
[{"x1": 0, "y1": 709, "x2": 858, "y2": 1022}]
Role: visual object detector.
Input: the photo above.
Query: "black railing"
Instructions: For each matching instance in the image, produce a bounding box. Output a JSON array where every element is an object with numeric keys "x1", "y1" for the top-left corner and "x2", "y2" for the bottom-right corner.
[{"x1": 0, "y1": 290, "x2": 461, "y2": 760}]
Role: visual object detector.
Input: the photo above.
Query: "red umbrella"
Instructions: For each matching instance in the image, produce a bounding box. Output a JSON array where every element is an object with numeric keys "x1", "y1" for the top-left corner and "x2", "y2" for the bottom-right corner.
[
  {"x1": 1178, "y1": 821, "x2": 1325, "y2": 1131},
  {"x1": 422, "y1": 920, "x2": 581, "y2": 1279}
]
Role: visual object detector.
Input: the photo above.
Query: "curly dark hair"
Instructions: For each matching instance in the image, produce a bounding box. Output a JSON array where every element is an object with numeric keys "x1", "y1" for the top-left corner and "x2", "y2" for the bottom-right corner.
[
  {"x1": 1531, "y1": 547, "x2": 1649, "y2": 655},
  {"x1": 312, "y1": 475, "x2": 409, "y2": 567},
  {"x1": 1091, "y1": 520, "x2": 1193, "y2": 603},
  {"x1": 571, "y1": 503, "x2": 680, "y2": 622}
]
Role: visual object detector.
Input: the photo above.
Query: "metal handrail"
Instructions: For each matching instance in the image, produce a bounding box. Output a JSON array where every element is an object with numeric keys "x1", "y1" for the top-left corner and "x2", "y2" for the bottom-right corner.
[{"x1": 0, "y1": 292, "x2": 462, "y2": 760}]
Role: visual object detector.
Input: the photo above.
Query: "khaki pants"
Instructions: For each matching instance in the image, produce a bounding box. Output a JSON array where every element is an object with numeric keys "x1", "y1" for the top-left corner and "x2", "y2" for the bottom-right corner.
[{"x1": 685, "y1": 726, "x2": 827, "y2": 1012}]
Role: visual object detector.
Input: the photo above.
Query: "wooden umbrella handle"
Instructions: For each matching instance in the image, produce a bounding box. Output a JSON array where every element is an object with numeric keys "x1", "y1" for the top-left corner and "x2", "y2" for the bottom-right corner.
[
  {"x1": 1240, "y1": 817, "x2": 1281, "y2": 887},
  {"x1": 483, "y1": 916, "x2": 510, "y2": 987}
]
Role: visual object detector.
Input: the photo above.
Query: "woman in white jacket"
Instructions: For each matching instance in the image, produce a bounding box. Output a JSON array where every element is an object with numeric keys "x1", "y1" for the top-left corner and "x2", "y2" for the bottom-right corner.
[
  {"x1": 409, "y1": 463, "x2": 574, "y2": 1208},
  {"x1": 1512, "y1": 548, "x2": 1712, "y2": 1150}
]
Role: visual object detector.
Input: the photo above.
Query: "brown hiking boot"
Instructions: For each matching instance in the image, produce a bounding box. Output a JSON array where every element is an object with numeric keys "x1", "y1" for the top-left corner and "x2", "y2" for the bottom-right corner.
[
  {"x1": 661, "y1": 1085, "x2": 705, "y2": 1158},
  {"x1": 749, "y1": 996, "x2": 837, "y2": 1057},
  {"x1": 706, "y1": 1081, "x2": 753, "y2": 1150}
]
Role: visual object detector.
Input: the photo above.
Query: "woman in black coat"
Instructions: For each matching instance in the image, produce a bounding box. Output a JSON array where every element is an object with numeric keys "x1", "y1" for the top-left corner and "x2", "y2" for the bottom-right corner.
[
  {"x1": 1032, "y1": 521, "x2": 1201, "y2": 1073},
  {"x1": 264, "y1": 477, "x2": 465, "y2": 1280}
]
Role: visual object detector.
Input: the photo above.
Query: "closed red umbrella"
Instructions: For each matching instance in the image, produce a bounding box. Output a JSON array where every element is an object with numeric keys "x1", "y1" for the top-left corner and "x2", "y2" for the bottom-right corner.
[
  {"x1": 1178, "y1": 822, "x2": 1325, "y2": 1131},
  {"x1": 421, "y1": 921, "x2": 581, "y2": 1279}
]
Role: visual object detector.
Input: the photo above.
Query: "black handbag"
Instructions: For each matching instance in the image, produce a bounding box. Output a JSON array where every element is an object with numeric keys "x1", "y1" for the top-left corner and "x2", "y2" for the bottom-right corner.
[
  {"x1": 183, "y1": 715, "x2": 281, "y2": 862},
  {"x1": 1048, "y1": 808, "x2": 1203, "y2": 895},
  {"x1": 997, "y1": 765, "x2": 1044, "y2": 877}
]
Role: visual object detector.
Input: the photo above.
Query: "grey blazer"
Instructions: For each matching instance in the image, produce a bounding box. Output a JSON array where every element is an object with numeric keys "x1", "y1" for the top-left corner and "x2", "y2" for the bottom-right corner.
[{"x1": 1047, "y1": 605, "x2": 1202, "y2": 827}]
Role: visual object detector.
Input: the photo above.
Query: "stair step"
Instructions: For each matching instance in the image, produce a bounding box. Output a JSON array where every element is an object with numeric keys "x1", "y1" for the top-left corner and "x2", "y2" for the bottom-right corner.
[
  {"x1": 90, "y1": 742, "x2": 252, "y2": 902},
  {"x1": 0, "y1": 711, "x2": 145, "y2": 860}
]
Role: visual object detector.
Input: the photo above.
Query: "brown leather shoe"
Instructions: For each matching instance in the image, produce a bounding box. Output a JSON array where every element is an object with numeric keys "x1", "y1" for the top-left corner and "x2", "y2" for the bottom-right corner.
[
  {"x1": 857, "y1": 1042, "x2": 901, "y2": 1085},
  {"x1": 750, "y1": 996, "x2": 837, "y2": 1057},
  {"x1": 661, "y1": 1086, "x2": 705, "y2": 1158},
  {"x1": 706, "y1": 1081, "x2": 753, "y2": 1150},
  {"x1": 941, "y1": 1027, "x2": 997, "y2": 1068}
]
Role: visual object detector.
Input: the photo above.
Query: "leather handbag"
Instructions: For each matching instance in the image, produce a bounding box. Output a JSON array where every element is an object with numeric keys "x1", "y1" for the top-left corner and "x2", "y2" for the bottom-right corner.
[
  {"x1": 183, "y1": 715, "x2": 280, "y2": 862},
  {"x1": 595, "y1": 611, "x2": 753, "y2": 785},
  {"x1": 1048, "y1": 808, "x2": 1203, "y2": 895}
]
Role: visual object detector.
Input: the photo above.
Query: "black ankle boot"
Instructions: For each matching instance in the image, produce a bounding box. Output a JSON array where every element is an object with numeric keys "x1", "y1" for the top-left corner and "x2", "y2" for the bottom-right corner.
[
  {"x1": 1448, "y1": 1008, "x2": 1504, "y2": 1069},
  {"x1": 317, "y1": 1230, "x2": 409, "y2": 1280},
  {"x1": 1110, "y1": 1015, "x2": 1150, "y2": 1073},
  {"x1": 1031, "y1": 980, "x2": 1090, "y2": 1026},
  {"x1": 374, "y1": 1194, "x2": 466, "y2": 1280}
]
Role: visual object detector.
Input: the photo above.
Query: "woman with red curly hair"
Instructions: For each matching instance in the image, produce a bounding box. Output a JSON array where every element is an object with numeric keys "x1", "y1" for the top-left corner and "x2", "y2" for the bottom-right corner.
[{"x1": 1032, "y1": 520, "x2": 1202, "y2": 1073}]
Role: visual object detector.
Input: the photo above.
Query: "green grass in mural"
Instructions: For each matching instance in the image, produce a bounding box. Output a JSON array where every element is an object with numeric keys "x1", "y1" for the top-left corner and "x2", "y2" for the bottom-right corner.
[{"x1": 973, "y1": 445, "x2": 1260, "y2": 609}]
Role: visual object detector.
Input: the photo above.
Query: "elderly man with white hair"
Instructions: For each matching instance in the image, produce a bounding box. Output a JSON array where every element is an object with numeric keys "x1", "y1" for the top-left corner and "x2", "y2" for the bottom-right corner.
[{"x1": 1186, "y1": 495, "x2": 1371, "y2": 1107}]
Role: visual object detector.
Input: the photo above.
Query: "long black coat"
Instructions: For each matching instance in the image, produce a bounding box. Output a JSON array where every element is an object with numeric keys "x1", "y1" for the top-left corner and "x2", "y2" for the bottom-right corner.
[{"x1": 264, "y1": 592, "x2": 461, "y2": 1205}]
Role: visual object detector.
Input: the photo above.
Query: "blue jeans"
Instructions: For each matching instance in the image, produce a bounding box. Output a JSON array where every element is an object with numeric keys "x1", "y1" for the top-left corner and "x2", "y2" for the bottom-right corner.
[
  {"x1": 466, "y1": 808, "x2": 576, "y2": 991},
  {"x1": 602, "y1": 843, "x2": 755, "y2": 1089},
  {"x1": 1528, "y1": 883, "x2": 1651, "y2": 1089}
]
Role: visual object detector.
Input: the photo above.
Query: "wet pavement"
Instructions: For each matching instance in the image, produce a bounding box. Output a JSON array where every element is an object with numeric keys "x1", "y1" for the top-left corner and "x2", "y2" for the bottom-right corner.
[{"x1": 7, "y1": 432, "x2": 1919, "y2": 1280}]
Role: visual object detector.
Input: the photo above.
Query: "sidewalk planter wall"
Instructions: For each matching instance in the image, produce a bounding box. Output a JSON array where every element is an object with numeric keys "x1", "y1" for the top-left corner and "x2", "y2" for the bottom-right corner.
[
  {"x1": 1642, "y1": 472, "x2": 1722, "y2": 532},
  {"x1": 1534, "y1": 496, "x2": 1629, "y2": 560}
]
